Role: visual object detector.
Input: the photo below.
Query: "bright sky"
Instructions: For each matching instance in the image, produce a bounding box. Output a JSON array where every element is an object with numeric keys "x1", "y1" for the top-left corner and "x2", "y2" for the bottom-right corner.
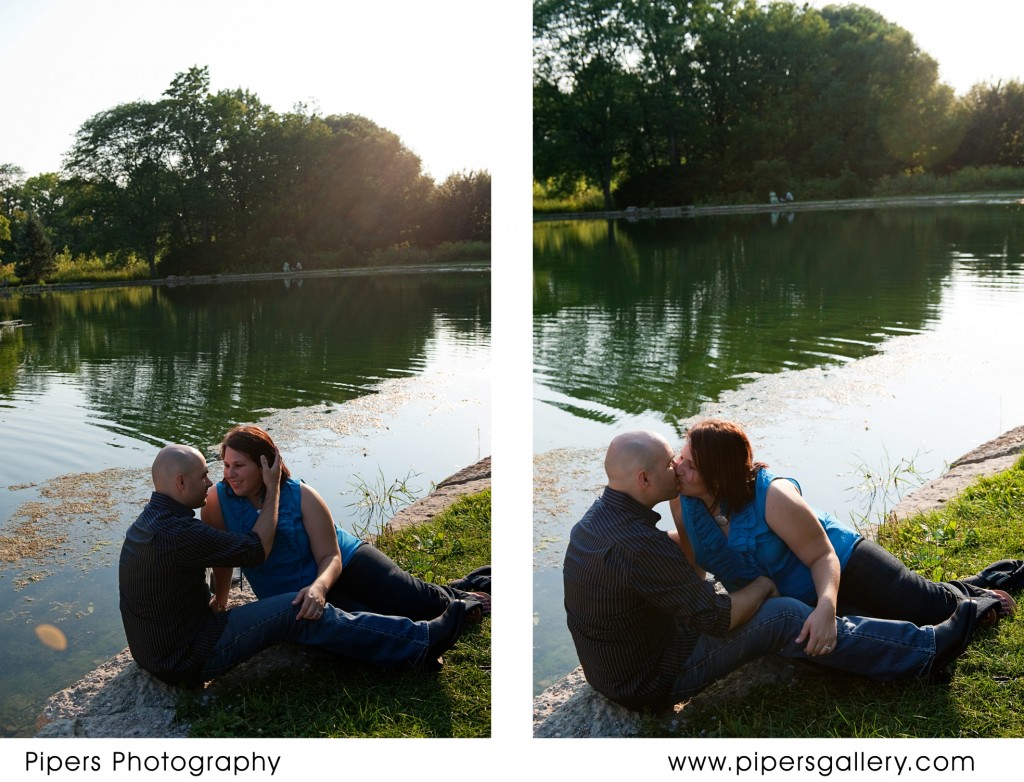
[
  {"x1": 3, "y1": 2, "x2": 1022, "y2": 182},
  {"x1": 803, "y1": 0, "x2": 1024, "y2": 94},
  {"x1": 0, "y1": 0, "x2": 524, "y2": 181}
]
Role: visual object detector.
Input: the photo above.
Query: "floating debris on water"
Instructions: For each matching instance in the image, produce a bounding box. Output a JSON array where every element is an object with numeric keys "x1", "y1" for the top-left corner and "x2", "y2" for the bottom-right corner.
[{"x1": 0, "y1": 467, "x2": 150, "y2": 587}]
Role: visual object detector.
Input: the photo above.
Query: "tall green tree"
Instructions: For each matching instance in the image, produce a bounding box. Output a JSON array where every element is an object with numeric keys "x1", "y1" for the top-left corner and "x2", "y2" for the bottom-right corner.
[
  {"x1": 421, "y1": 170, "x2": 491, "y2": 245},
  {"x1": 534, "y1": 0, "x2": 643, "y2": 208},
  {"x1": 15, "y1": 212, "x2": 55, "y2": 283},
  {"x1": 65, "y1": 100, "x2": 173, "y2": 275}
]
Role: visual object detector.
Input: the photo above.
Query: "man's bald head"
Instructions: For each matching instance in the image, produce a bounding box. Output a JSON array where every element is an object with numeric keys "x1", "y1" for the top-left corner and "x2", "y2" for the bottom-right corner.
[
  {"x1": 151, "y1": 444, "x2": 212, "y2": 509},
  {"x1": 605, "y1": 431, "x2": 679, "y2": 506}
]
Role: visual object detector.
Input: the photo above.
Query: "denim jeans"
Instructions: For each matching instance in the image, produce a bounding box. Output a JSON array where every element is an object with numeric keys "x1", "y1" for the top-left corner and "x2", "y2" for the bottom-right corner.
[
  {"x1": 327, "y1": 544, "x2": 462, "y2": 621},
  {"x1": 839, "y1": 539, "x2": 990, "y2": 625},
  {"x1": 669, "y1": 597, "x2": 934, "y2": 701},
  {"x1": 200, "y1": 592, "x2": 430, "y2": 680}
]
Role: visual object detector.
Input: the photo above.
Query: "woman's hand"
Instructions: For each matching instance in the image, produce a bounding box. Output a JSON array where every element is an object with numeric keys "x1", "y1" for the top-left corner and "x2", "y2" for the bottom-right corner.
[
  {"x1": 795, "y1": 603, "x2": 838, "y2": 656},
  {"x1": 292, "y1": 584, "x2": 327, "y2": 621},
  {"x1": 209, "y1": 595, "x2": 227, "y2": 613},
  {"x1": 260, "y1": 448, "x2": 283, "y2": 488}
]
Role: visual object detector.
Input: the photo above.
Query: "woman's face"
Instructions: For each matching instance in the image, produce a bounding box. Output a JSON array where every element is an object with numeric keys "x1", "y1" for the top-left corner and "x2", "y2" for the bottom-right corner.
[
  {"x1": 674, "y1": 440, "x2": 710, "y2": 500},
  {"x1": 222, "y1": 446, "x2": 263, "y2": 499}
]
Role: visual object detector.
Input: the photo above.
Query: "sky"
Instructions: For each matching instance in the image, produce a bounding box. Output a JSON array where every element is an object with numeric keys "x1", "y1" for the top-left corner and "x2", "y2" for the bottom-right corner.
[
  {"x1": 803, "y1": 0, "x2": 1024, "y2": 94},
  {"x1": 2, "y1": 2, "x2": 1023, "y2": 182},
  {"x1": 0, "y1": 0, "x2": 525, "y2": 181}
]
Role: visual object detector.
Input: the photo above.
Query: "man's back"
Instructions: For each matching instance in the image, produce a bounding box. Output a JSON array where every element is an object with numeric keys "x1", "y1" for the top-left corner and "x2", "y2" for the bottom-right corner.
[
  {"x1": 563, "y1": 488, "x2": 730, "y2": 709},
  {"x1": 119, "y1": 491, "x2": 263, "y2": 685}
]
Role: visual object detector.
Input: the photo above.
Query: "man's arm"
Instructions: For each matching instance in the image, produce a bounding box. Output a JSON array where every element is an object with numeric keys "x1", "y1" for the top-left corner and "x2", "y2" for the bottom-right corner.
[{"x1": 726, "y1": 576, "x2": 780, "y2": 630}]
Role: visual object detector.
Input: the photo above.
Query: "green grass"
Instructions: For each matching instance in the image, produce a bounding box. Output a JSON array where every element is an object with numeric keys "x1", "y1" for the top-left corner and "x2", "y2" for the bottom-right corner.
[
  {"x1": 179, "y1": 489, "x2": 491, "y2": 737},
  {"x1": 647, "y1": 456, "x2": 1024, "y2": 738}
]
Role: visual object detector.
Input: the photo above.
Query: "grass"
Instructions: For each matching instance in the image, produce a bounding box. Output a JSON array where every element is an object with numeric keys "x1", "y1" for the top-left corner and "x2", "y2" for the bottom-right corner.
[
  {"x1": 646, "y1": 455, "x2": 1024, "y2": 738},
  {"x1": 178, "y1": 489, "x2": 491, "y2": 738}
]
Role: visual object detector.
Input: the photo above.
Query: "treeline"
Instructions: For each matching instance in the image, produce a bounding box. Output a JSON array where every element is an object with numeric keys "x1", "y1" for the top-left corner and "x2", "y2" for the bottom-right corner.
[
  {"x1": 534, "y1": 0, "x2": 1024, "y2": 209},
  {"x1": 1, "y1": 66, "x2": 490, "y2": 283}
]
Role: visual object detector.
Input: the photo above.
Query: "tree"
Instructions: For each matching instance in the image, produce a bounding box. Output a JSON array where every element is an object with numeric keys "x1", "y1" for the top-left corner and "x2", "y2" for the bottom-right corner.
[
  {"x1": 951, "y1": 80, "x2": 1024, "y2": 169},
  {"x1": 15, "y1": 212, "x2": 55, "y2": 283},
  {"x1": 534, "y1": 0, "x2": 643, "y2": 208},
  {"x1": 65, "y1": 100, "x2": 173, "y2": 276},
  {"x1": 421, "y1": 170, "x2": 491, "y2": 245}
]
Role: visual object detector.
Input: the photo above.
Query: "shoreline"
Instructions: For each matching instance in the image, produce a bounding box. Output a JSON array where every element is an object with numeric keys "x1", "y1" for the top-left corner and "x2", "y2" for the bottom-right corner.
[
  {"x1": 4, "y1": 259, "x2": 490, "y2": 296},
  {"x1": 533, "y1": 191, "x2": 1024, "y2": 223}
]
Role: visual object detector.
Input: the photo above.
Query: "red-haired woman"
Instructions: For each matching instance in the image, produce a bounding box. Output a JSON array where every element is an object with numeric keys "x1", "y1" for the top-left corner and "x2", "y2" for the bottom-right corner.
[
  {"x1": 201, "y1": 425, "x2": 490, "y2": 624},
  {"x1": 671, "y1": 419, "x2": 1015, "y2": 658}
]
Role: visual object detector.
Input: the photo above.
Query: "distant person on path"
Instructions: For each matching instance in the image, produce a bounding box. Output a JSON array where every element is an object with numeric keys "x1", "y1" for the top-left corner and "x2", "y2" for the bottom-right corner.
[
  {"x1": 671, "y1": 419, "x2": 1016, "y2": 650},
  {"x1": 201, "y1": 425, "x2": 490, "y2": 625},
  {"x1": 118, "y1": 444, "x2": 474, "y2": 686},
  {"x1": 563, "y1": 431, "x2": 987, "y2": 710}
]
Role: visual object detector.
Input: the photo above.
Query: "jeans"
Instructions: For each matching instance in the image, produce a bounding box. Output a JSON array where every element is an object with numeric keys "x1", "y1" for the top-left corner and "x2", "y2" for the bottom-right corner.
[
  {"x1": 327, "y1": 544, "x2": 463, "y2": 621},
  {"x1": 670, "y1": 597, "x2": 934, "y2": 701},
  {"x1": 839, "y1": 539, "x2": 990, "y2": 625},
  {"x1": 200, "y1": 592, "x2": 430, "y2": 680}
]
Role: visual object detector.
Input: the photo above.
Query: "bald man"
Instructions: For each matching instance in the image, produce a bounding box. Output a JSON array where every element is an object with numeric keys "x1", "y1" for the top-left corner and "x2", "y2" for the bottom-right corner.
[
  {"x1": 119, "y1": 444, "x2": 472, "y2": 687},
  {"x1": 562, "y1": 431, "x2": 980, "y2": 711}
]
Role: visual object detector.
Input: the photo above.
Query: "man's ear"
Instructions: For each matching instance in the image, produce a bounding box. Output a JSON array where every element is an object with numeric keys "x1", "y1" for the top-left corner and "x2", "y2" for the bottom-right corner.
[
  {"x1": 175, "y1": 473, "x2": 187, "y2": 493},
  {"x1": 637, "y1": 469, "x2": 650, "y2": 489}
]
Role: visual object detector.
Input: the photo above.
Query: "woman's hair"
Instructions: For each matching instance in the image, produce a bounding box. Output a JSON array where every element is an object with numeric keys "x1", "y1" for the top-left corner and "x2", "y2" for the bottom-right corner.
[
  {"x1": 219, "y1": 425, "x2": 290, "y2": 485},
  {"x1": 686, "y1": 419, "x2": 767, "y2": 513}
]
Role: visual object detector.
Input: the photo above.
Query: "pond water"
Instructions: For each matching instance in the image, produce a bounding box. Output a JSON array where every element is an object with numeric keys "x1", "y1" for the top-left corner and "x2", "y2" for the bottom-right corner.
[
  {"x1": 0, "y1": 266, "x2": 490, "y2": 736},
  {"x1": 533, "y1": 203, "x2": 1024, "y2": 694}
]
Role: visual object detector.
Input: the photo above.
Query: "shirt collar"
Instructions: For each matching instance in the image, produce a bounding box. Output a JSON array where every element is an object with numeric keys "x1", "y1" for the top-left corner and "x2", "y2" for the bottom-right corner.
[
  {"x1": 601, "y1": 486, "x2": 662, "y2": 526},
  {"x1": 149, "y1": 491, "x2": 196, "y2": 518}
]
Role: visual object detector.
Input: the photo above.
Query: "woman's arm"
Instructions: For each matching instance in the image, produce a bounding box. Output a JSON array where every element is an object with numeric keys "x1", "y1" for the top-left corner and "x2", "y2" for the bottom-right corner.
[
  {"x1": 293, "y1": 482, "x2": 343, "y2": 620},
  {"x1": 200, "y1": 487, "x2": 233, "y2": 612},
  {"x1": 669, "y1": 496, "x2": 704, "y2": 577},
  {"x1": 764, "y1": 479, "x2": 840, "y2": 656}
]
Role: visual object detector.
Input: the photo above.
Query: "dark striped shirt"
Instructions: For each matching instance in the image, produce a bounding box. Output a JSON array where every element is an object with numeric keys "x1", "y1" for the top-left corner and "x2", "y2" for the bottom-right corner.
[
  {"x1": 563, "y1": 487, "x2": 732, "y2": 709},
  {"x1": 118, "y1": 492, "x2": 265, "y2": 685}
]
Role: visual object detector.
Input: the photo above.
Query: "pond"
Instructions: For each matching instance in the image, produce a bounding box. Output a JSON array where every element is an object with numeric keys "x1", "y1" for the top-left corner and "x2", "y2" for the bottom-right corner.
[
  {"x1": 533, "y1": 203, "x2": 1024, "y2": 694},
  {"x1": 0, "y1": 266, "x2": 490, "y2": 737}
]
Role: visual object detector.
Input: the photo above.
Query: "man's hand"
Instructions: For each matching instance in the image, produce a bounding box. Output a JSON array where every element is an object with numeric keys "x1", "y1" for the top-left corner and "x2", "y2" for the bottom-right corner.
[{"x1": 728, "y1": 576, "x2": 780, "y2": 629}]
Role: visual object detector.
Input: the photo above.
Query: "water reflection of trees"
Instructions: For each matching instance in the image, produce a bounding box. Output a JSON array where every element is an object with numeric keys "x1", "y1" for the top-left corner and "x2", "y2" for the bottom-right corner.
[
  {"x1": 534, "y1": 208, "x2": 1023, "y2": 427},
  {"x1": 1, "y1": 273, "x2": 490, "y2": 446}
]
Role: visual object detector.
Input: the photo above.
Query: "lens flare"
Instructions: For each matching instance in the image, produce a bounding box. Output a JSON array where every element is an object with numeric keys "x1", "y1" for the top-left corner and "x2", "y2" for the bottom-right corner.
[{"x1": 34, "y1": 624, "x2": 68, "y2": 651}]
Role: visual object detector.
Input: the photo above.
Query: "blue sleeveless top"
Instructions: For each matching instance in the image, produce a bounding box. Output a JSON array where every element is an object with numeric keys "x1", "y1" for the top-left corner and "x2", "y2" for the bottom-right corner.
[
  {"x1": 216, "y1": 477, "x2": 363, "y2": 599},
  {"x1": 680, "y1": 468, "x2": 860, "y2": 605}
]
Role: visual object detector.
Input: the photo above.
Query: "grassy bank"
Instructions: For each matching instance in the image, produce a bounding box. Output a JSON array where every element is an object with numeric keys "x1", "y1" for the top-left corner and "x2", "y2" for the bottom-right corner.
[
  {"x1": 647, "y1": 457, "x2": 1024, "y2": 738},
  {"x1": 178, "y1": 489, "x2": 491, "y2": 738}
]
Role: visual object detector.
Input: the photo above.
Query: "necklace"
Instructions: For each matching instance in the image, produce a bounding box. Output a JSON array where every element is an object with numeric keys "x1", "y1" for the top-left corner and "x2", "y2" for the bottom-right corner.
[{"x1": 713, "y1": 512, "x2": 730, "y2": 528}]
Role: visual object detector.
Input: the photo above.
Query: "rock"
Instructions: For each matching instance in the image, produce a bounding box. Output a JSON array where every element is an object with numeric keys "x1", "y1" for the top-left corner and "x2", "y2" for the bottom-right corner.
[
  {"x1": 386, "y1": 457, "x2": 490, "y2": 534},
  {"x1": 34, "y1": 457, "x2": 491, "y2": 738},
  {"x1": 533, "y1": 428, "x2": 1024, "y2": 737},
  {"x1": 891, "y1": 426, "x2": 1024, "y2": 519}
]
